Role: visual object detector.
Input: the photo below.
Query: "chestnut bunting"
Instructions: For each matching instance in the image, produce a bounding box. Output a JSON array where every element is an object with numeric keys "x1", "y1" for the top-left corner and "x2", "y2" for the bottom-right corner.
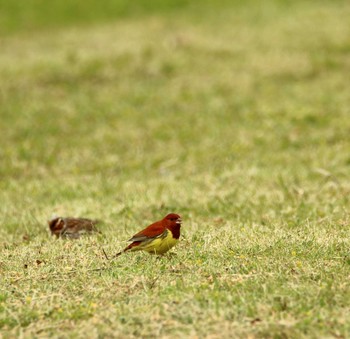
[
  {"x1": 115, "y1": 213, "x2": 182, "y2": 256},
  {"x1": 49, "y1": 216, "x2": 99, "y2": 239}
]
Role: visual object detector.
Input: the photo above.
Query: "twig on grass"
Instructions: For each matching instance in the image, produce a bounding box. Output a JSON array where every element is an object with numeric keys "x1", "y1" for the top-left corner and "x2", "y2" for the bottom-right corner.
[{"x1": 102, "y1": 247, "x2": 110, "y2": 260}]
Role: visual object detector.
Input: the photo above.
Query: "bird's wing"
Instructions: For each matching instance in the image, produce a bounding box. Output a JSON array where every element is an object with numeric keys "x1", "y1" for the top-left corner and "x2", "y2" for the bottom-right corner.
[
  {"x1": 63, "y1": 218, "x2": 98, "y2": 231},
  {"x1": 77, "y1": 218, "x2": 99, "y2": 226},
  {"x1": 128, "y1": 222, "x2": 167, "y2": 242}
]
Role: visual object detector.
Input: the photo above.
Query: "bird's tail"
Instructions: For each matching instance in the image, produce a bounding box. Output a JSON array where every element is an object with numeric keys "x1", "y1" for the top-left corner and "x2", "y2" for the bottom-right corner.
[
  {"x1": 103, "y1": 242, "x2": 140, "y2": 260},
  {"x1": 114, "y1": 242, "x2": 141, "y2": 258},
  {"x1": 101, "y1": 247, "x2": 123, "y2": 260}
]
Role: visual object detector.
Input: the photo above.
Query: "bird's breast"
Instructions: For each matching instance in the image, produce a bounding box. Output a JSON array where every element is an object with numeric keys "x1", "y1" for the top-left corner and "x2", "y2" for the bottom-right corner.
[{"x1": 143, "y1": 229, "x2": 178, "y2": 254}]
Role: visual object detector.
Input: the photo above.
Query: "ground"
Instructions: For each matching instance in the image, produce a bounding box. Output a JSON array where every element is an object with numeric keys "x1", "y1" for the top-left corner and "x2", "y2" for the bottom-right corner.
[{"x1": 0, "y1": 0, "x2": 350, "y2": 337}]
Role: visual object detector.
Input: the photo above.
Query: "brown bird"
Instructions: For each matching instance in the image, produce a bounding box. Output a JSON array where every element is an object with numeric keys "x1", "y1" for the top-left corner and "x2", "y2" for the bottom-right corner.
[
  {"x1": 115, "y1": 213, "x2": 182, "y2": 257},
  {"x1": 48, "y1": 216, "x2": 100, "y2": 239}
]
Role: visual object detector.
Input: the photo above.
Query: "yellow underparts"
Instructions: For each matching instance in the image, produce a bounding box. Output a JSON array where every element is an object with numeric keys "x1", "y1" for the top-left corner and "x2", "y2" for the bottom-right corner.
[{"x1": 132, "y1": 229, "x2": 178, "y2": 255}]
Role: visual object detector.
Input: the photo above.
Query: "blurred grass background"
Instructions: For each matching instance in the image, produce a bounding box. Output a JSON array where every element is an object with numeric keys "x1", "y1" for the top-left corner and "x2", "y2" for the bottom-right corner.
[
  {"x1": 1, "y1": 0, "x2": 338, "y2": 34},
  {"x1": 0, "y1": 0, "x2": 350, "y2": 337},
  {"x1": 0, "y1": 0, "x2": 228, "y2": 34}
]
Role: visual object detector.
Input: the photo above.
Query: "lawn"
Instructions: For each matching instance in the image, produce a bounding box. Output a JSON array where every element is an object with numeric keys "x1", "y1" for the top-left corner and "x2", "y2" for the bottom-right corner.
[{"x1": 0, "y1": 0, "x2": 350, "y2": 337}]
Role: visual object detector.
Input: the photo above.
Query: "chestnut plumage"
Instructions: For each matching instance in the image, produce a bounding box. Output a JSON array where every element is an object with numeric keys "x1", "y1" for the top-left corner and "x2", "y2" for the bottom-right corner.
[
  {"x1": 48, "y1": 217, "x2": 100, "y2": 239},
  {"x1": 115, "y1": 213, "x2": 182, "y2": 257}
]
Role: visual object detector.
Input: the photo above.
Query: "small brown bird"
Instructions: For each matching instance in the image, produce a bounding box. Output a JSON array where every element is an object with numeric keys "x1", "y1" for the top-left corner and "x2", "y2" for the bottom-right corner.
[
  {"x1": 115, "y1": 213, "x2": 182, "y2": 257},
  {"x1": 48, "y1": 216, "x2": 100, "y2": 239}
]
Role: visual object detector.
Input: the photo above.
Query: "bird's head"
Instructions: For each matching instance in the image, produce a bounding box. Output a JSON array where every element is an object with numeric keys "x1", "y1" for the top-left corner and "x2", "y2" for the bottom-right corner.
[
  {"x1": 164, "y1": 213, "x2": 182, "y2": 227},
  {"x1": 48, "y1": 216, "x2": 64, "y2": 232}
]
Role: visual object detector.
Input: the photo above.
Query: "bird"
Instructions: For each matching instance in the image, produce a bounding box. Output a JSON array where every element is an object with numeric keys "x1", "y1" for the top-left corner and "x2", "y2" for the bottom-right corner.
[
  {"x1": 48, "y1": 216, "x2": 100, "y2": 239},
  {"x1": 115, "y1": 213, "x2": 182, "y2": 257}
]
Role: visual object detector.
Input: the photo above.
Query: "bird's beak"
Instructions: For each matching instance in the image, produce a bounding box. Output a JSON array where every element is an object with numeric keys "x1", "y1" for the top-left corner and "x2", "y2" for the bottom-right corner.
[{"x1": 176, "y1": 218, "x2": 182, "y2": 224}]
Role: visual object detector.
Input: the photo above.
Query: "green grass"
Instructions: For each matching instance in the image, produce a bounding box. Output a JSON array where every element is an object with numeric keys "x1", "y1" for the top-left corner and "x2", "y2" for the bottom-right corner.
[{"x1": 1, "y1": 0, "x2": 350, "y2": 337}]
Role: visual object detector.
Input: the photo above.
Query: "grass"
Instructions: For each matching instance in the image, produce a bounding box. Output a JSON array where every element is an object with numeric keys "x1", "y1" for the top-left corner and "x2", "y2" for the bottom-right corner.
[{"x1": 0, "y1": 0, "x2": 350, "y2": 337}]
